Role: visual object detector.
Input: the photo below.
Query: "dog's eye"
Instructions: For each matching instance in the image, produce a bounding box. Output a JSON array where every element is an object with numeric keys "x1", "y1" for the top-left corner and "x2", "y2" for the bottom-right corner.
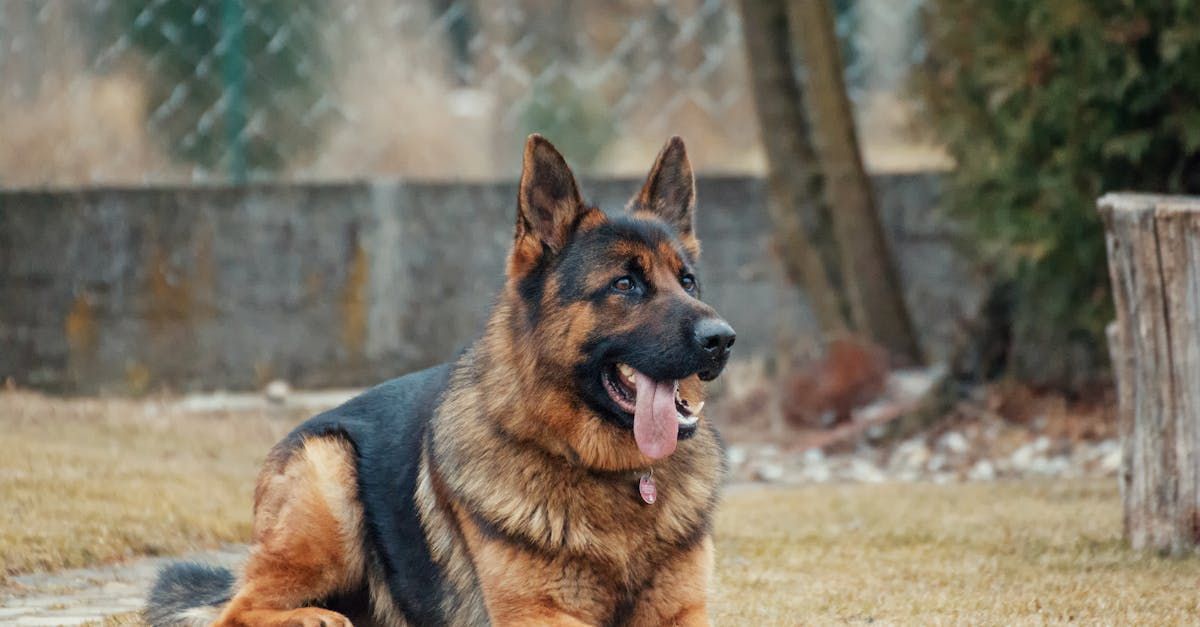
[
  {"x1": 612, "y1": 276, "x2": 635, "y2": 292},
  {"x1": 681, "y1": 274, "x2": 696, "y2": 292}
]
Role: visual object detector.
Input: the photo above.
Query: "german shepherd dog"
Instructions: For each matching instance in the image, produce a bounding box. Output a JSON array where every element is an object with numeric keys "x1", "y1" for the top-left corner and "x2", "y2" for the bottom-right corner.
[{"x1": 147, "y1": 135, "x2": 735, "y2": 626}]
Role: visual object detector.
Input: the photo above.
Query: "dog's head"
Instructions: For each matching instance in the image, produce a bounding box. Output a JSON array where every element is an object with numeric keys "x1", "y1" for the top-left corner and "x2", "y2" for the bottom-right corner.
[{"x1": 503, "y1": 134, "x2": 735, "y2": 461}]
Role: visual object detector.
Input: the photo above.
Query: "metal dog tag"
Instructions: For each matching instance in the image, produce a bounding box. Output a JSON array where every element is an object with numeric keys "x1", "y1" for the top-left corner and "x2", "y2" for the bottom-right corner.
[{"x1": 639, "y1": 472, "x2": 657, "y2": 504}]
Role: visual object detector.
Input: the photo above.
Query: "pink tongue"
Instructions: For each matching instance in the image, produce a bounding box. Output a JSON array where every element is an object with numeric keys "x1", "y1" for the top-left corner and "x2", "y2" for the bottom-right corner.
[{"x1": 633, "y1": 371, "x2": 679, "y2": 460}]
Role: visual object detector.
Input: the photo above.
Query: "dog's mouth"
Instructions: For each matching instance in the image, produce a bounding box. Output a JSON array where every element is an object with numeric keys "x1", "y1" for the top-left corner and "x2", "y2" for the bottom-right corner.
[{"x1": 601, "y1": 362, "x2": 703, "y2": 460}]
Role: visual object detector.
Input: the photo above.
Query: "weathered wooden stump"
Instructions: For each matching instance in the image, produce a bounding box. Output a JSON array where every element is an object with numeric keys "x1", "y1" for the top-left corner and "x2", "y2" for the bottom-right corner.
[{"x1": 1099, "y1": 193, "x2": 1200, "y2": 555}]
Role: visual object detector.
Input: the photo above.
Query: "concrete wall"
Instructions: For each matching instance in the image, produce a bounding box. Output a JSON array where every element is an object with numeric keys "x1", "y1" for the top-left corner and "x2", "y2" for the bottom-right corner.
[{"x1": 0, "y1": 173, "x2": 979, "y2": 393}]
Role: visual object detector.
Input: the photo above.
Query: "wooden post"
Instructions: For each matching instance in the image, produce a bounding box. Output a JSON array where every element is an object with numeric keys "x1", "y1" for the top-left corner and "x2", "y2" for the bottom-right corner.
[{"x1": 1099, "y1": 193, "x2": 1200, "y2": 555}]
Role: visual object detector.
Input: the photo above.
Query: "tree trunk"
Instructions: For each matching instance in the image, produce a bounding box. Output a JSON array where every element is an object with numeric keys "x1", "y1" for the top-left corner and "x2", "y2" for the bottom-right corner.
[
  {"x1": 736, "y1": 0, "x2": 849, "y2": 334},
  {"x1": 786, "y1": 0, "x2": 924, "y2": 365},
  {"x1": 1100, "y1": 193, "x2": 1200, "y2": 555}
]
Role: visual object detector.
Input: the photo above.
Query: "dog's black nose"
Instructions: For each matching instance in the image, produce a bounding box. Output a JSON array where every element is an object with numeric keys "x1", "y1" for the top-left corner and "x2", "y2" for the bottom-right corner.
[{"x1": 694, "y1": 318, "x2": 736, "y2": 358}]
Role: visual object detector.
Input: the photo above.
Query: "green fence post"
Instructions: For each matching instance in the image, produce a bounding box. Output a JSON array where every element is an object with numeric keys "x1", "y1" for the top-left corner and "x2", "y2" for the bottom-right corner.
[{"x1": 221, "y1": 0, "x2": 247, "y2": 183}]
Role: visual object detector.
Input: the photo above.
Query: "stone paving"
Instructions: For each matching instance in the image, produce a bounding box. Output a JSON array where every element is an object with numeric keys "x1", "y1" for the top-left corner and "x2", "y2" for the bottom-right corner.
[{"x1": 0, "y1": 547, "x2": 245, "y2": 626}]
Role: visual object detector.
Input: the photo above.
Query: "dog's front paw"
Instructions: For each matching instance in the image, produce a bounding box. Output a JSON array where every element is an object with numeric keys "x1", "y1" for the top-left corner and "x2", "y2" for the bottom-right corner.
[{"x1": 280, "y1": 607, "x2": 354, "y2": 627}]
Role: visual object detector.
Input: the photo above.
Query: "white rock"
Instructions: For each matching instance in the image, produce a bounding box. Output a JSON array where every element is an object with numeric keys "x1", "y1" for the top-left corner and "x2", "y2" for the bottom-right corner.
[
  {"x1": 849, "y1": 458, "x2": 885, "y2": 483},
  {"x1": 968, "y1": 459, "x2": 996, "y2": 481},
  {"x1": 1100, "y1": 446, "x2": 1122, "y2": 474},
  {"x1": 754, "y1": 463, "x2": 785, "y2": 483},
  {"x1": 939, "y1": 431, "x2": 970, "y2": 455},
  {"x1": 1010, "y1": 444, "x2": 1036, "y2": 470},
  {"x1": 264, "y1": 379, "x2": 291, "y2": 404},
  {"x1": 726, "y1": 446, "x2": 747, "y2": 466},
  {"x1": 803, "y1": 463, "x2": 832, "y2": 483},
  {"x1": 1028, "y1": 455, "x2": 1070, "y2": 477},
  {"x1": 803, "y1": 448, "x2": 826, "y2": 465},
  {"x1": 927, "y1": 453, "x2": 947, "y2": 473},
  {"x1": 891, "y1": 439, "x2": 931, "y2": 472},
  {"x1": 1032, "y1": 435, "x2": 1052, "y2": 454},
  {"x1": 1096, "y1": 439, "x2": 1120, "y2": 455},
  {"x1": 888, "y1": 366, "x2": 944, "y2": 399}
]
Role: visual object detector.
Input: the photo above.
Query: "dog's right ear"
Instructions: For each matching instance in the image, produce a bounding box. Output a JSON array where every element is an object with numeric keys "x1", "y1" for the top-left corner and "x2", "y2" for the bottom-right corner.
[{"x1": 509, "y1": 134, "x2": 599, "y2": 276}]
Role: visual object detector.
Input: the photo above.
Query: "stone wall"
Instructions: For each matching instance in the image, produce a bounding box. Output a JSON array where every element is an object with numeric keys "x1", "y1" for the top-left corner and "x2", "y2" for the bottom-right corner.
[{"x1": 0, "y1": 173, "x2": 979, "y2": 393}]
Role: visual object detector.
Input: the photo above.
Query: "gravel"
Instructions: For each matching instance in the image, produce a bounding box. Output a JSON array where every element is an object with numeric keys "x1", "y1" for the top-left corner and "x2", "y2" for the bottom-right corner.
[{"x1": 727, "y1": 421, "x2": 1121, "y2": 486}]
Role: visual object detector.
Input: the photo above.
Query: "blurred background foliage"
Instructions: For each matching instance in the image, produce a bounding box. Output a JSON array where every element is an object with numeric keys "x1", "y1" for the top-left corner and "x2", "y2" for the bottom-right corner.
[
  {"x1": 112, "y1": 0, "x2": 336, "y2": 178},
  {"x1": 916, "y1": 0, "x2": 1200, "y2": 389},
  {"x1": 518, "y1": 81, "x2": 617, "y2": 172}
]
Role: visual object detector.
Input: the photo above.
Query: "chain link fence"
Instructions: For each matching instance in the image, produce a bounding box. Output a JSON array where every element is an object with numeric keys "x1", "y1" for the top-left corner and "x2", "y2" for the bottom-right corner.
[{"x1": 0, "y1": 0, "x2": 936, "y2": 188}]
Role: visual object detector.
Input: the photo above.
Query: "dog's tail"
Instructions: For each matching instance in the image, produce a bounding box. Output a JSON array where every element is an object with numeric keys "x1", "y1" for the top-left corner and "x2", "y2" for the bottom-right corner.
[{"x1": 145, "y1": 562, "x2": 236, "y2": 627}]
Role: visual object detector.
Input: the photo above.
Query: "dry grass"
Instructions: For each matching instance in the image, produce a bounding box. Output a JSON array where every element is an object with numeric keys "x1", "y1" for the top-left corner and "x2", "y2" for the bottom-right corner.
[
  {"x1": 712, "y1": 482, "x2": 1200, "y2": 625},
  {"x1": 0, "y1": 389, "x2": 293, "y2": 578},
  {"x1": 3, "y1": 389, "x2": 1199, "y2": 624}
]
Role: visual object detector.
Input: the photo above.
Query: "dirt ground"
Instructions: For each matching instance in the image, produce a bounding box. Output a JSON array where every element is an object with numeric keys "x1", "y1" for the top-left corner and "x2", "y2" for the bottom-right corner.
[{"x1": 2, "y1": 389, "x2": 1198, "y2": 625}]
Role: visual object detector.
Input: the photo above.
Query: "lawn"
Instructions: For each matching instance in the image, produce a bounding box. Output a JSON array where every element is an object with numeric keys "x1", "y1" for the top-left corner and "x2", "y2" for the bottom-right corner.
[
  {"x1": 2, "y1": 389, "x2": 1198, "y2": 624},
  {"x1": 0, "y1": 389, "x2": 295, "y2": 577},
  {"x1": 715, "y1": 482, "x2": 1200, "y2": 625}
]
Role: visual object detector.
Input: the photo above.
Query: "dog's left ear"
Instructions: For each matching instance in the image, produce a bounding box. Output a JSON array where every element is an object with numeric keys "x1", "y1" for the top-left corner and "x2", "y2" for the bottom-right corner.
[{"x1": 629, "y1": 136, "x2": 698, "y2": 255}]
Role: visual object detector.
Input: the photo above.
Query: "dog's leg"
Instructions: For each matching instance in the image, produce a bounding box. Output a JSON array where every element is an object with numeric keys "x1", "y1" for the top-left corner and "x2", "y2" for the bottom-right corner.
[
  {"x1": 214, "y1": 437, "x2": 367, "y2": 627},
  {"x1": 629, "y1": 537, "x2": 714, "y2": 627}
]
